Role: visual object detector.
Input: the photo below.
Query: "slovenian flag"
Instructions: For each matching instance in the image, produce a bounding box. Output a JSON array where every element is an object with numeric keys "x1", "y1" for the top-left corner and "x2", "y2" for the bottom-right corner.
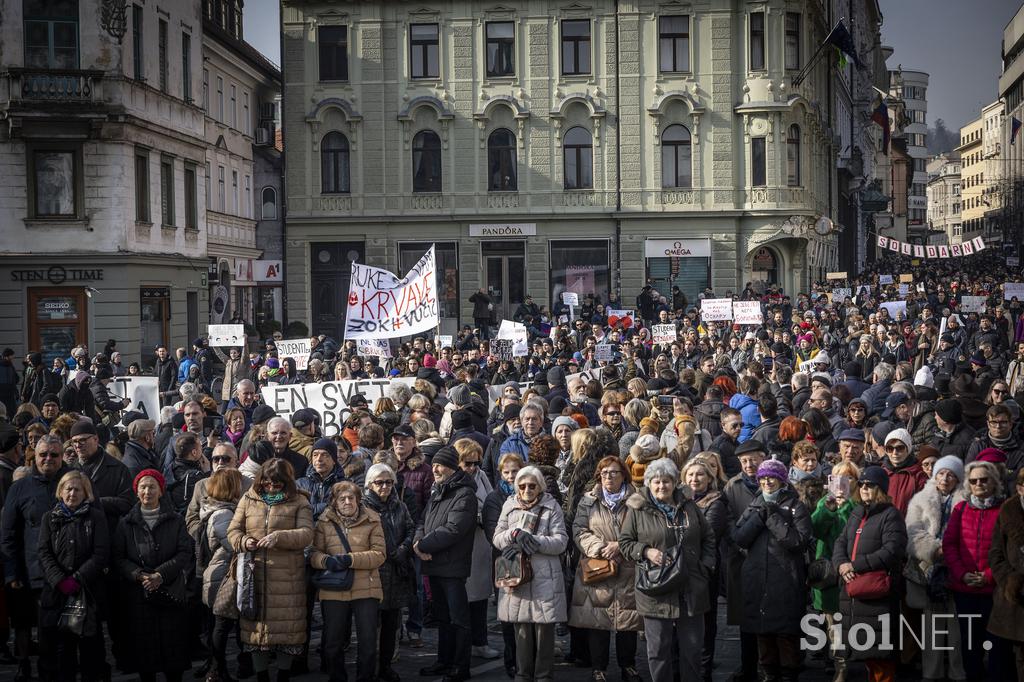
[
  {"x1": 871, "y1": 97, "x2": 890, "y2": 155},
  {"x1": 825, "y1": 20, "x2": 867, "y2": 70},
  {"x1": 1012, "y1": 117, "x2": 1022, "y2": 146}
]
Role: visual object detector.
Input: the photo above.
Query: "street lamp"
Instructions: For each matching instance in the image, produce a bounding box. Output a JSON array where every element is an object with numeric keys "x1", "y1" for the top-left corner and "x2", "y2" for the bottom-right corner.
[{"x1": 100, "y1": 0, "x2": 128, "y2": 43}]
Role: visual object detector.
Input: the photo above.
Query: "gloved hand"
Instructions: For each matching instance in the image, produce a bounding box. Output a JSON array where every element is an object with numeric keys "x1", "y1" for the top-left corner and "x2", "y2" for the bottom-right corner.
[
  {"x1": 57, "y1": 576, "x2": 80, "y2": 595},
  {"x1": 501, "y1": 545, "x2": 520, "y2": 561},
  {"x1": 336, "y1": 554, "x2": 353, "y2": 570},
  {"x1": 516, "y1": 531, "x2": 540, "y2": 555}
]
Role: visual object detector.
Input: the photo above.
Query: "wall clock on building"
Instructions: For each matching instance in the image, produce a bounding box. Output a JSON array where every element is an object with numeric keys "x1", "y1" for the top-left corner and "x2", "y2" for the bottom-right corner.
[{"x1": 814, "y1": 216, "x2": 834, "y2": 236}]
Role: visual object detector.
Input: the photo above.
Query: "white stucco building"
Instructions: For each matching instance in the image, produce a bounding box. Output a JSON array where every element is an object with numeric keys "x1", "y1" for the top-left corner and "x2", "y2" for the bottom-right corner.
[{"x1": 926, "y1": 154, "x2": 960, "y2": 245}]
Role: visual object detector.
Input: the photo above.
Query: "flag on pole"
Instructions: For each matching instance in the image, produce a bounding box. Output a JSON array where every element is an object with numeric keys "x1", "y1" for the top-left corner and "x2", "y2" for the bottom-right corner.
[
  {"x1": 1012, "y1": 117, "x2": 1022, "y2": 145},
  {"x1": 825, "y1": 20, "x2": 867, "y2": 70},
  {"x1": 871, "y1": 96, "x2": 890, "y2": 155}
]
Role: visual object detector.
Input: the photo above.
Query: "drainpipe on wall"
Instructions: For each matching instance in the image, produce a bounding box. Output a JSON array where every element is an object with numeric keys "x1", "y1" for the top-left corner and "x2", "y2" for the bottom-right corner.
[{"x1": 614, "y1": 0, "x2": 623, "y2": 301}]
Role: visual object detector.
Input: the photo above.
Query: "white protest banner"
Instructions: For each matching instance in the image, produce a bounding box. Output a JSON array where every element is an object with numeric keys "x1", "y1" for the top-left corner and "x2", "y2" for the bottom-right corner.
[
  {"x1": 561, "y1": 292, "x2": 579, "y2": 307},
  {"x1": 732, "y1": 301, "x2": 763, "y2": 325},
  {"x1": 879, "y1": 275, "x2": 893, "y2": 285},
  {"x1": 898, "y1": 284, "x2": 909, "y2": 297},
  {"x1": 938, "y1": 246, "x2": 950, "y2": 259},
  {"x1": 888, "y1": 240, "x2": 900, "y2": 253},
  {"x1": 594, "y1": 344, "x2": 614, "y2": 362},
  {"x1": 345, "y1": 245, "x2": 438, "y2": 339},
  {"x1": 826, "y1": 272, "x2": 848, "y2": 281},
  {"x1": 880, "y1": 301, "x2": 908, "y2": 319},
  {"x1": 262, "y1": 377, "x2": 417, "y2": 438},
  {"x1": 357, "y1": 339, "x2": 392, "y2": 358},
  {"x1": 436, "y1": 335, "x2": 453, "y2": 349},
  {"x1": 606, "y1": 309, "x2": 636, "y2": 328},
  {"x1": 700, "y1": 298, "x2": 733, "y2": 321},
  {"x1": 1008, "y1": 257, "x2": 1020, "y2": 268},
  {"x1": 972, "y1": 236, "x2": 986, "y2": 252},
  {"x1": 877, "y1": 236, "x2": 889, "y2": 249},
  {"x1": 497, "y1": 320, "x2": 529, "y2": 356},
  {"x1": 490, "y1": 339, "x2": 514, "y2": 361},
  {"x1": 652, "y1": 324, "x2": 677, "y2": 344},
  {"x1": 926, "y1": 246, "x2": 938, "y2": 259},
  {"x1": 1004, "y1": 283, "x2": 1024, "y2": 301},
  {"x1": 832, "y1": 287, "x2": 852, "y2": 301},
  {"x1": 207, "y1": 324, "x2": 245, "y2": 347},
  {"x1": 913, "y1": 245, "x2": 925, "y2": 258},
  {"x1": 108, "y1": 376, "x2": 160, "y2": 423},
  {"x1": 275, "y1": 338, "x2": 312, "y2": 371},
  {"x1": 961, "y1": 296, "x2": 987, "y2": 313}
]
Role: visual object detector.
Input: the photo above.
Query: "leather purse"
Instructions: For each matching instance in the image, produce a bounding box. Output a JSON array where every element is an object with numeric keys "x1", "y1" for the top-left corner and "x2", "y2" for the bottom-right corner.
[
  {"x1": 844, "y1": 517, "x2": 892, "y2": 600},
  {"x1": 494, "y1": 552, "x2": 533, "y2": 588},
  {"x1": 311, "y1": 521, "x2": 355, "y2": 591},
  {"x1": 581, "y1": 557, "x2": 618, "y2": 585}
]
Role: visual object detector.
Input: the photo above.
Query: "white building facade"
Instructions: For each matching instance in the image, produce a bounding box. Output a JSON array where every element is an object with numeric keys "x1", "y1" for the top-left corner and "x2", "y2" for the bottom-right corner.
[{"x1": 926, "y1": 154, "x2": 960, "y2": 245}]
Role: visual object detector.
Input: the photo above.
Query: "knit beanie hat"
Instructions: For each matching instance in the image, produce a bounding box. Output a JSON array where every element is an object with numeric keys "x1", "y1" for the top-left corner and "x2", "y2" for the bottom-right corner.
[
  {"x1": 756, "y1": 458, "x2": 788, "y2": 481},
  {"x1": 312, "y1": 437, "x2": 338, "y2": 462},
  {"x1": 550, "y1": 416, "x2": 579, "y2": 437},
  {"x1": 932, "y1": 455, "x2": 964, "y2": 482}
]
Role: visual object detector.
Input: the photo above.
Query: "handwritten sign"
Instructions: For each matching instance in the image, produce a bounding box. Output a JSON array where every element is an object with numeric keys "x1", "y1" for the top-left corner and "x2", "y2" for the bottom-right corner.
[
  {"x1": 108, "y1": 376, "x2": 160, "y2": 424},
  {"x1": 207, "y1": 324, "x2": 245, "y2": 347},
  {"x1": 491, "y1": 339, "x2": 514, "y2": 361},
  {"x1": 653, "y1": 324, "x2": 677, "y2": 344},
  {"x1": 594, "y1": 344, "x2": 614, "y2": 362},
  {"x1": 732, "y1": 301, "x2": 763, "y2": 325},
  {"x1": 961, "y1": 296, "x2": 987, "y2": 313},
  {"x1": 700, "y1": 298, "x2": 733, "y2": 321},
  {"x1": 879, "y1": 275, "x2": 894, "y2": 285},
  {"x1": 899, "y1": 274, "x2": 913, "y2": 283},
  {"x1": 832, "y1": 288, "x2": 852, "y2": 301},
  {"x1": 1004, "y1": 283, "x2": 1024, "y2": 301},
  {"x1": 357, "y1": 339, "x2": 392, "y2": 359},
  {"x1": 261, "y1": 378, "x2": 417, "y2": 438},
  {"x1": 275, "y1": 338, "x2": 312, "y2": 371},
  {"x1": 436, "y1": 335, "x2": 453, "y2": 349},
  {"x1": 345, "y1": 245, "x2": 438, "y2": 339},
  {"x1": 561, "y1": 292, "x2": 579, "y2": 307}
]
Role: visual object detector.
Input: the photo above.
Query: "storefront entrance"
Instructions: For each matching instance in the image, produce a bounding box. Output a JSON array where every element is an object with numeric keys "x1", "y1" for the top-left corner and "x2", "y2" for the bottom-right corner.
[
  {"x1": 311, "y1": 241, "x2": 365, "y2": 341},
  {"x1": 28, "y1": 288, "x2": 88, "y2": 366},
  {"x1": 482, "y1": 241, "x2": 526, "y2": 322},
  {"x1": 140, "y1": 287, "x2": 170, "y2": 370},
  {"x1": 750, "y1": 246, "x2": 781, "y2": 287}
]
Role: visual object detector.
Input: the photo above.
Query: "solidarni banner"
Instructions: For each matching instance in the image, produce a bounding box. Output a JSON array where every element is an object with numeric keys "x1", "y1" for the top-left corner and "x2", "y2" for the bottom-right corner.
[
  {"x1": 345, "y1": 245, "x2": 439, "y2": 339},
  {"x1": 877, "y1": 235, "x2": 986, "y2": 259}
]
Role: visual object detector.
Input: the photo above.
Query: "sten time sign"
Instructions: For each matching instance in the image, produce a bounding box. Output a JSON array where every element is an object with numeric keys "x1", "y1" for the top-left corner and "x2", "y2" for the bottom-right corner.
[{"x1": 11, "y1": 267, "x2": 104, "y2": 285}]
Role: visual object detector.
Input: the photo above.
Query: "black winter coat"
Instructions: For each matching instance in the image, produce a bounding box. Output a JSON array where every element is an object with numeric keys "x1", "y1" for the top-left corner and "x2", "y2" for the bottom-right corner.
[
  {"x1": 37, "y1": 502, "x2": 109, "y2": 629},
  {"x1": 167, "y1": 459, "x2": 208, "y2": 515},
  {"x1": 831, "y1": 502, "x2": 907, "y2": 661},
  {"x1": 122, "y1": 440, "x2": 163, "y2": 480},
  {"x1": 113, "y1": 503, "x2": 192, "y2": 674},
  {"x1": 90, "y1": 380, "x2": 126, "y2": 415},
  {"x1": 363, "y1": 489, "x2": 415, "y2": 610},
  {"x1": 732, "y1": 487, "x2": 813, "y2": 635},
  {"x1": 416, "y1": 469, "x2": 478, "y2": 579},
  {"x1": 0, "y1": 358, "x2": 17, "y2": 417},
  {"x1": 1, "y1": 467, "x2": 69, "y2": 588},
  {"x1": 76, "y1": 451, "x2": 134, "y2": 538},
  {"x1": 928, "y1": 423, "x2": 977, "y2": 461},
  {"x1": 155, "y1": 357, "x2": 178, "y2": 396},
  {"x1": 482, "y1": 486, "x2": 512, "y2": 544}
]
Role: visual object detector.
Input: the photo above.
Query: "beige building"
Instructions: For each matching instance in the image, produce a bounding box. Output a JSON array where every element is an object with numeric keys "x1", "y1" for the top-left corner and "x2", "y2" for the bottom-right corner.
[
  {"x1": 958, "y1": 117, "x2": 985, "y2": 244},
  {"x1": 279, "y1": 0, "x2": 887, "y2": 337},
  {"x1": 926, "y1": 154, "x2": 961, "y2": 245}
]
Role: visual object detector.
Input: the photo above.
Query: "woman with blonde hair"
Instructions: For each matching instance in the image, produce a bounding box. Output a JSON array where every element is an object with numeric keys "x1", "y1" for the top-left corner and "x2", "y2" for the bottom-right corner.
[
  {"x1": 690, "y1": 452, "x2": 728, "y2": 488},
  {"x1": 199, "y1": 468, "x2": 244, "y2": 681},
  {"x1": 562, "y1": 429, "x2": 604, "y2": 526},
  {"x1": 618, "y1": 399, "x2": 652, "y2": 458},
  {"x1": 333, "y1": 362, "x2": 350, "y2": 381}
]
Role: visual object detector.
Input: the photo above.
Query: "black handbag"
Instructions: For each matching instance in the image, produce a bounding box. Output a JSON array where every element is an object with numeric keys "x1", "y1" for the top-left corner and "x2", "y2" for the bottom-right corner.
[
  {"x1": 311, "y1": 521, "x2": 355, "y2": 591},
  {"x1": 807, "y1": 557, "x2": 839, "y2": 590},
  {"x1": 58, "y1": 593, "x2": 87, "y2": 636},
  {"x1": 636, "y1": 544, "x2": 689, "y2": 596},
  {"x1": 143, "y1": 570, "x2": 187, "y2": 608}
]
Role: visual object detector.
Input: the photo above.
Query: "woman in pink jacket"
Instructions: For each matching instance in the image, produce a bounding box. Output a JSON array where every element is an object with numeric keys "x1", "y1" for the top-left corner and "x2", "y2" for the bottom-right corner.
[{"x1": 942, "y1": 460, "x2": 1012, "y2": 679}]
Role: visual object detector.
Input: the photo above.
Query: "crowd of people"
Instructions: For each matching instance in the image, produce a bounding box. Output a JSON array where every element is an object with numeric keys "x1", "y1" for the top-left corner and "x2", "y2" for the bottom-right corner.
[{"x1": 4, "y1": 254, "x2": 1024, "y2": 682}]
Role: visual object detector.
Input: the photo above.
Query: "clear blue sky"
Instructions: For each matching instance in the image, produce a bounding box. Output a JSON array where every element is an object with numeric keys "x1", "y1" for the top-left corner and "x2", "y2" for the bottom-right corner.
[{"x1": 244, "y1": 0, "x2": 1023, "y2": 131}]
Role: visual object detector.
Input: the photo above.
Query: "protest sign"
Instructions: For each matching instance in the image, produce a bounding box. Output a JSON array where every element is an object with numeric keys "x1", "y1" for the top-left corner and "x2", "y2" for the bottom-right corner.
[
  {"x1": 497, "y1": 320, "x2": 529, "y2": 357},
  {"x1": 653, "y1": 324, "x2": 677, "y2": 344},
  {"x1": 899, "y1": 274, "x2": 913, "y2": 283},
  {"x1": 275, "y1": 338, "x2": 312, "y2": 370},
  {"x1": 491, "y1": 339, "x2": 514, "y2": 361},
  {"x1": 561, "y1": 292, "x2": 579, "y2": 307},
  {"x1": 262, "y1": 377, "x2": 417, "y2": 438},
  {"x1": 880, "y1": 301, "x2": 907, "y2": 319},
  {"x1": 357, "y1": 339, "x2": 392, "y2": 358},
  {"x1": 207, "y1": 324, "x2": 245, "y2": 347},
  {"x1": 1004, "y1": 283, "x2": 1024, "y2": 301},
  {"x1": 108, "y1": 376, "x2": 160, "y2": 423},
  {"x1": 832, "y1": 287, "x2": 852, "y2": 301},
  {"x1": 700, "y1": 298, "x2": 733, "y2": 321},
  {"x1": 436, "y1": 335, "x2": 453, "y2": 349},
  {"x1": 879, "y1": 275, "x2": 893, "y2": 285},
  {"x1": 606, "y1": 309, "x2": 636, "y2": 328},
  {"x1": 898, "y1": 284, "x2": 909, "y2": 297},
  {"x1": 594, "y1": 344, "x2": 614, "y2": 362},
  {"x1": 1008, "y1": 257, "x2": 1020, "y2": 268},
  {"x1": 345, "y1": 245, "x2": 438, "y2": 339},
  {"x1": 961, "y1": 296, "x2": 987, "y2": 313},
  {"x1": 732, "y1": 301, "x2": 763, "y2": 325},
  {"x1": 826, "y1": 272, "x2": 847, "y2": 281}
]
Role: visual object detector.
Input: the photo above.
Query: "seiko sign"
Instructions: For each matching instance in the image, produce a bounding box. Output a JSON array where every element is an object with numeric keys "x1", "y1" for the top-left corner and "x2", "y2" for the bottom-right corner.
[
  {"x1": 644, "y1": 239, "x2": 711, "y2": 259},
  {"x1": 468, "y1": 223, "x2": 537, "y2": 237}
]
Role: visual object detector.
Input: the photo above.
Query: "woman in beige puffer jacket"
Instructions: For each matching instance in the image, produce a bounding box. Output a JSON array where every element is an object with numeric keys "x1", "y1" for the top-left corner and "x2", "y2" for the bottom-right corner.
[
  {"x1": 309, "y1": 480, "x2": 386, "y2": 682},
  {"x1": 227, "y1": 459, "x2": 314, "y2": 678}
]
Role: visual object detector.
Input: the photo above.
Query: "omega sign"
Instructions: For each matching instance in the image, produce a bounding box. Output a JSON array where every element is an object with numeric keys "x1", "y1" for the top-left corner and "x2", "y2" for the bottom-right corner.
[
  {"x1": 11, "y1": 266, "x2": 104, "y2": 285},
  {"x1": 468, "y1": 223, "x2": 537, "y2": 237},
  {"x1": 643, "y1": 239, "x2": 711, "y2": 259}
]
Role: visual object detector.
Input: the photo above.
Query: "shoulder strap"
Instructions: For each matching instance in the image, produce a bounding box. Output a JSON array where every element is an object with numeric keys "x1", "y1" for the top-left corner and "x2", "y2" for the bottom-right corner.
[
  {"x1": 851, "y1": 516, "x2": 867, "y2": 561},
  {"x1": 330, "y1": 520, "x2": 352, "y2": 553}
]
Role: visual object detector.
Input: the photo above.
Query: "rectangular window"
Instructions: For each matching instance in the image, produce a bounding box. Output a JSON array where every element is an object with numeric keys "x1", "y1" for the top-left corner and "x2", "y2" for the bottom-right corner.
[
  {"x1": 318, "y1": 25, "x2": 349, "y2": 81},
  {"x1": 24, "y1": 1, "x2": 79, "y2": 69},
  {"x1": 561, "y1": 20, "x2": 591, "y2": 75},
  {"x1": 158, "y1": 19, "x2": 168, "y2": 93},
  {"x1": 181, "y1": 32, "x2": 191, "y2": 102},
  {"x1": 549, "y1": 240, "x2": 610, "y2": 314},
  {"x1": 658, "y1": 16, "x2": 690, "y2": 72},
  {"x1": 486, "y1": 22, "x2": 515, "y2": 77},
  {"x1": 160, "y1": 157, "x2": 174, "y2": 226},
  {"x1": 30, "y1": 148, "x2": 79, "y2": 217},
  {"x1": 750, "y1": 12, "x2": 765, "y2": 71},
  {"x1": 244, "y1": 175, "x2": 251, "y2": 218},
  {"x1": 135, "y1": 151, "x2": 149, "y2": 222},
  {"x1": 132, "y1": 5, "x2": 144, "y2": 80},
  {"x1": 242, "y1": 92, "x2": 250, "y2": 135},
  {"x1": 751, "y1": 138, "x2": 767, "y2": 186},
  {"x1": 410, "y1": 23, "x2": 439, "y2": 79},
  {"x1": 184, "y1": 164, "x2": 197, "y2": 229},
  {"x1": 229, "y1": 84, "x2": 236, "y2": 128},
  {"x1": 785, "y1": 13, "x2": 800, "y2": 70},
  {"x1": 231, "y1": 170, "x2": 238, "y2": 214},
  {"x1": 202, "y1": 69, "x2": 209, "y2": 111},
  {"x1": 216, "y1": 76, "x2": 223, "y2": 121},
  {"x1": 217, "y1": 165, "x2": 225, "y2": 211}
]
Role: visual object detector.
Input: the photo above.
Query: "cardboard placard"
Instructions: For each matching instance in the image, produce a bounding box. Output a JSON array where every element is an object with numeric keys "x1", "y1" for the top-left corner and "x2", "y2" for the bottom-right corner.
[
  {"x1": 826, "y1": 272, "x2": 848, "y2": 281},
  {"x1": 653, "y1": 324, "x2": 677, "y2": 344},
  {"x1": 275, "y1": 338, "x2": 312, "y2": 371},
  {"x1": 700, "y1": 298, "x2": 733, "y2": 321},
  {"x1": 732, "y1": 301, "x2": 764, "y2": 325},
  {"x1": 207, "y1": 324, "x2": 246, "y2": 347},
  {"x1": 561, "y1": 292, "x2": 579, "y2": 307},
  {"x1": 899, "y1": 274, "x2": 913, "y2": 283}
]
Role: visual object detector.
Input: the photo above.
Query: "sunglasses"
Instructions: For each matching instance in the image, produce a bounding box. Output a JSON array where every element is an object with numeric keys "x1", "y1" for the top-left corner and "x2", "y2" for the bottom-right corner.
[
  {"x1": 857, "y1": 481, "x2": 878, "y2": 489},
  {"x1": 968, "y1": 477, "x2": 990, "y2": 485},
  {"x1": 370, "y1": 480, "x2": 394, "y2": 487},
  {"x1": 605, "y1": 411, "x2": 621, "y2": 416},
  {"x1": 993, "y1": 389, "x2": 1009, "y2": 395},
  {"x1": 884, "y1": 444, "x2": 907, "y2": 452},
  {"x1": 211, "y1": 456, "x2": 233, "y2": 464},
  {"x1": 462, "y1": 460, "x2": 480, "y2": 467},
  {"x1": 518, "y1": 483, "x2": 538, "y2": 491}
]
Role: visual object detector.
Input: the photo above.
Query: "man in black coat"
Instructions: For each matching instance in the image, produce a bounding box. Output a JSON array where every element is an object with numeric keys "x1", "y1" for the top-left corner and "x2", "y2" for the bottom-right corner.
[
  {"x1": 710, "y1": 408, "x2": 743, "y2": 477},
  {"x1": 414, "y1": 446, "x2": 478, "y2": 682},
  {"x1": 70, "y1": 420, "x2": 133, "y2": 536},
  {"x1": 192, "y1": 338, "x2": 215, "y2": 394},
  {"x1": 154, "y1": 345, "x2": 178, "y2": 407},
  {"x1": 122, "y1": 420, "x2": 163, "y2": 480},
  {"x1": 929, "y1": 399, "x2": 976, "y2": 460},
  {"x1": 0, "y1": 434, "x2": 67, "y2": 679}
]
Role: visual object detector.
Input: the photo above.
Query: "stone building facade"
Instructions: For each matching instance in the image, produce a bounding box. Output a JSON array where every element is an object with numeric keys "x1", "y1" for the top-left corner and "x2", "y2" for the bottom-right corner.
[{"x1": 281, "y1": 0, "x2": 884, "y2": 337}]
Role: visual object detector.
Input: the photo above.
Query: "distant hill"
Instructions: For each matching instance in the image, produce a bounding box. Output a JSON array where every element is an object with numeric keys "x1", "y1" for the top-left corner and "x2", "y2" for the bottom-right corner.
[{"x1": 927, "y1": 118, "x2": 959, "y2": 155}]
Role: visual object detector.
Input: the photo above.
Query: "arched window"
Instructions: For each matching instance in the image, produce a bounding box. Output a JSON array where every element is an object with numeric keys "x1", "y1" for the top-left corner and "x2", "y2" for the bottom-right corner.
[
  {"x1": 487, "y1": 129, "x2": 517, "y2": 191},
  {"x1": 412, "y1": 130, "x2": 442, "y2": 192},
  {"x1": 321, "y1": 131, "x2": 350, "y2": 194},
  {"x1": 787, "y1": 124, "x2": 801, "y2": 186},
  {"x1": 660, "y1": 124, "x2": 691, "y2": 188},
  {"x1": 563, "y1": 126, "x2": 593, "y2": 190},
  {"x1": 261, "y1": 187, "x2": 277, "y2": 220}
]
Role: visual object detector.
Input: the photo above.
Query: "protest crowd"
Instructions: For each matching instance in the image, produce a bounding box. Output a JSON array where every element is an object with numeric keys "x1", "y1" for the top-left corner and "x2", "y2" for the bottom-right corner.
[{"x1": 8, "y1": 251, "x2": 1024, "y2": 682}]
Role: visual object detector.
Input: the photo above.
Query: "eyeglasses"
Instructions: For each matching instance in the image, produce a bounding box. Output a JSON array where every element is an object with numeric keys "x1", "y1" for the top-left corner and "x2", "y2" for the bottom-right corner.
[
  {"x1": 70, "y1": 437, "x2": 94, "y2": 447},
  {"x1": 969, "y1": 477, "x2": 990, "y2": 485},
  {"x1": 599, "y1": 470, "x2": 623, "y2": 478},
  {"x1": 211, "y1": 456, "x2": 234, "y2": 464},
  {"x1": 370, "y1": 480, "x2": 394, "y2": 487},
  {"x1": 518, "y1": 483, "x2": 538, "y2": 491},
  {"x1": 38, "y1": 451, "x2": 62, "y2": 459},
  {"x1": 988, "y1": 419, "x2": 1011, "y2": 426},
  {"x1": 884, "y1": 444, "x2": 907, "y2": 452},
  {"x1": 462, "y1": 460, "x2": 480, "y2": 467}
]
